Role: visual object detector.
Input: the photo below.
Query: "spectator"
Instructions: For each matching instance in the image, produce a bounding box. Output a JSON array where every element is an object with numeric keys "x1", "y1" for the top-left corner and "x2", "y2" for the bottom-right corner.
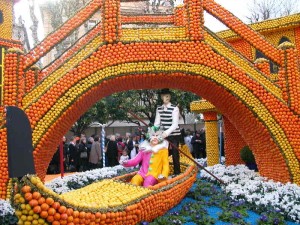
[
  {"x1": 106, "y1": 135, "x2": 119, "y2": 167},
  {"x1": 89, "y1": 135, "x2": 101, "y2": 169},
  {"x1": 78, "y1": 138, "x2": 89, "y2": 172},
  {"x1": 191, "y1": 131, "x2": 205, "y2": 159},
  {"x1": 199, "y1": 128, "x2": 206, "y2": 158},
  {"x1": 117, "y1": 137, "x2": 126, "y2": 161},
  {"x1": 139, "y1": 134, "x2": 146, "y2": 144},
  {"x1": 127, "y1": 134, "x2": 138, "y2": 159},
  {"x1": 86, "y1": 136, "x2": 94, "y2": 160},
  {"x1": 184, "y1": 130, "x2": 193, "y2": 154},
  {"x1": 68, "y1": 136, "x2": 79, "y2": 172},
  {"x1": 119, "y1": 149, "x2": 129, "y2": 170}
]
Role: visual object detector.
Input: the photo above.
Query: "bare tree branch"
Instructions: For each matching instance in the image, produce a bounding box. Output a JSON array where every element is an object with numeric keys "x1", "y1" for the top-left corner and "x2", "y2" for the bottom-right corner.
[{"x1": 247, "y1": 0, "x2": 299, "y2": 23}]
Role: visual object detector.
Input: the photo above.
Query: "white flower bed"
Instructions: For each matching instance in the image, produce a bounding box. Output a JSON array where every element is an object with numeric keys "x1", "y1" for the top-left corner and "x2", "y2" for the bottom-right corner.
[
  {"x1": 201, "y1": 164, "x2": 300, "y2": 223},
  {"x1": 0, "y1": 199, "x2": 15, "y2": 216},
  {"x1": 195, "y1": 156, "x2": 226, "y2": 167}
]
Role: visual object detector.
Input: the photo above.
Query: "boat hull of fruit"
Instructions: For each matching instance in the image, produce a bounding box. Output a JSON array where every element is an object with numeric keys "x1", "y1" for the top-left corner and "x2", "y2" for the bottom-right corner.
[{"x1": 12, "y1": 156, "x2": 197, "y2": 224}]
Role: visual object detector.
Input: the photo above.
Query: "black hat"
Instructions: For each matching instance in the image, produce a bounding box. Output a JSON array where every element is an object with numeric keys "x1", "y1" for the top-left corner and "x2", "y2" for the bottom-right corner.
[{"x1": 159, "y1": 88, "x2": 172, "y2": 95}]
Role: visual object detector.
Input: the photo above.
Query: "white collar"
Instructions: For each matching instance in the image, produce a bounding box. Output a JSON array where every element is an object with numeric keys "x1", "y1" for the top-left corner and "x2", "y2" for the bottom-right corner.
[{"x1": 162, "y1": 103, "x2": 171, "y2": 108}]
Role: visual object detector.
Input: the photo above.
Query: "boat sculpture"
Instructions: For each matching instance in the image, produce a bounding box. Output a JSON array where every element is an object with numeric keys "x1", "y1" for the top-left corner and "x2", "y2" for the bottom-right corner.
[{"x1": 11, "y1": 148, "x2": 197, "y2": 225}]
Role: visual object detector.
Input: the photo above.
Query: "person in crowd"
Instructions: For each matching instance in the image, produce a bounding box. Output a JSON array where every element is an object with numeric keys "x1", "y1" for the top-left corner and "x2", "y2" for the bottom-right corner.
[
  {"x1": 119, "y1": 149, "x2": 129, "y2": 169},
  {"x1": 121, "y1": 126, "x2": 169, "y2": 187},
  {"x1": 125, "y1": 132, "x2": 131, "y2": 145},
  {"x1": 139, "y1": 133, "x2": 146, "y2": 144},
  {"x1": 191, "y1": 131, "x2": 205, "y2": 159},
  {"x1": 86, "y1": 136, "x2": 94, "y2": 160},
  {"x1": 78, "y1": 137, "x2": 89, "y2": 171},
  {"x1": 154, "y1": 88, "x2": 181, "y2": 175},
  {"x1": 117, "y1": 136, "x2": 126, "y2": 161},
  {"x1": 68, "y1": 136, "x2": 79, "y2": 172},
  {"x1": 136, "y1": 134, "x2": 141, "y2": 144},
  {"x1": 127, "y1": 134, "x2": 138, "y2": 159},
  {"x1": 199, "y1": 128, "x2": 206, "y2": 158},
  {"x1": 184, "y1": 129, "x2": 193, "y2": 154},
  {"x1": 89, "y1": 135, "x2": 101, "y2": 169},
  {"x1": 106, "y1": 135, "x2": 119, "y2": 167},
  {"x1": 48, "y1": 148, "x2": 60, "y2": 174},
  {"x1": 75, "y1": 136, "x2": 80, "y2": 147},
  {"x1": 115, "y1": 133, "x2": 121, "y2": 141},
  {"x1": 62, "y1": 136, "x2": 68, "y2": 164}
]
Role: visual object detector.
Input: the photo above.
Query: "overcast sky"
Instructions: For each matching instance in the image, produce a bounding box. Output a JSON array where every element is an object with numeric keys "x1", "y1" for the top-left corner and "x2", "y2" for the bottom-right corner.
[
  {"x1": 204, "y1": 0, "x2": 252, "y2": 31},
  {"x1": 14, "y1": 0, "x2": 253, "y2": 47}
]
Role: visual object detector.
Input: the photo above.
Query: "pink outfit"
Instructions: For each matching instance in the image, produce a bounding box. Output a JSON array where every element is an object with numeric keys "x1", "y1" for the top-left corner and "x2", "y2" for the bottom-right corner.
[
  {"x1": 123, "y1": 147, "x2": 169, "y2": 187},
  {"x1": 124, "y1": 150, "x2": 152, "y2": 178},
  {"x1": 143, "y1": 175, "x2": 158, "y2": 187}
]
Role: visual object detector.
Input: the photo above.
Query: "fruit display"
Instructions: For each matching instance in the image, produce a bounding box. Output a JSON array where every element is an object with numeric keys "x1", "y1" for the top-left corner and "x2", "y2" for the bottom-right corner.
[
  {"x1": 190, "y1": 102, "x2": 220, "y2": 166},
  {"x1": 12, "y1": 160, "x2": 197, "y2": 225},
  {"x1": 0, "y1": 0, "x2": 299, "y2": 210},
  {"x1": 0, "y1": 0, "x2": 13, "y2": 39}
]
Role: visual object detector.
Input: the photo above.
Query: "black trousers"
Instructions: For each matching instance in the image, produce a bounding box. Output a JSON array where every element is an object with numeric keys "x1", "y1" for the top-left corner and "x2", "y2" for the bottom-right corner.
[{"x1": 167, "y1": 135, "x2": 181, "y2": 175}]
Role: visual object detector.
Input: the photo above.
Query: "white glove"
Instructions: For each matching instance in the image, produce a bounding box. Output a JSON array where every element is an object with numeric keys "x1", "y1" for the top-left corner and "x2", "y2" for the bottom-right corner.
[
  {"x1": 121, "y1": 160, "x2": 128, "y2": 165},
  {"x1": 162, "y1": 132, "x2": 168, "y2": 138},
  {"x1": 158, "y1": 174, "x2": 165, "y2": 179}
]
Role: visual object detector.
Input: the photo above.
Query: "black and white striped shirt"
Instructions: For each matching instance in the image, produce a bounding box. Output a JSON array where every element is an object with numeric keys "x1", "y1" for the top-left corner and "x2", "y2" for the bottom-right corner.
[{"x1": 154, "y1": 103, "x2": 181, "y2": 136}]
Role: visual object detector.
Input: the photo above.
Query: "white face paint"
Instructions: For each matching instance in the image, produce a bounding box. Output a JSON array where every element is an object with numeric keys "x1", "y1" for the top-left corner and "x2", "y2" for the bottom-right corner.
[
  {"x1": 149, "y1": 131, "x2": 163, "y2": 145},
  {"x1": 150, "y1": 136, "x2": 159, "y2": 145},
  {"x1": 161, "y1": 94, "x2": 171, "y2": 104}
]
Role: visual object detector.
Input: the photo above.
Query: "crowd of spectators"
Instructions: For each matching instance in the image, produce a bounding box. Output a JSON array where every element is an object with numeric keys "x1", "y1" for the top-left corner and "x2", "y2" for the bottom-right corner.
[
  {"x1": 47, "y1": 127, "x2": 225, "y2": 174},
  {"x1": 47, "y1": 128, "x2": 147, "y2": 174}
]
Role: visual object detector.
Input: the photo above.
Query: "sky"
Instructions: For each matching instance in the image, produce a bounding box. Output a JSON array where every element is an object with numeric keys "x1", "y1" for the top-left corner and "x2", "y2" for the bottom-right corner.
[{"x1": 13, "y1": 0, "x2": 252, "y2": 47}]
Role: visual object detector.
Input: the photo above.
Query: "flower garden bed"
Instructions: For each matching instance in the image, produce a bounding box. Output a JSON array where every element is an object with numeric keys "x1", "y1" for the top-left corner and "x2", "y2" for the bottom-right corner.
[{"x1": 147, "y1": 163, "x2": 300, "y2": 225}]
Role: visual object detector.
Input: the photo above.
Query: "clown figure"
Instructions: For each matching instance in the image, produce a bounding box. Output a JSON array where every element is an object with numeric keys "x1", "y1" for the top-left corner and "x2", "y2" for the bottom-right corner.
[{"x1": 122, "y1": 126, "x2": 170, "y2": 187}]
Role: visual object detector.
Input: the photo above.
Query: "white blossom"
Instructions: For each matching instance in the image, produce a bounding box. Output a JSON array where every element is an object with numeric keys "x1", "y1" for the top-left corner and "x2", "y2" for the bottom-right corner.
[
  {"x1": 0, "y1": 199, "x2": 15, "y2": 216},
  {"x1": 202, "y1": 164, "x2": 300, "y2": 223}
]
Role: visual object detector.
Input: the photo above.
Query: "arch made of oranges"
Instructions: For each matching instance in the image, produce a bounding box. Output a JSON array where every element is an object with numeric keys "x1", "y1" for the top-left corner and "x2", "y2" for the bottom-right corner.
[{"x1": 20, "y1": 40, "x2": 300, "y2": 184}]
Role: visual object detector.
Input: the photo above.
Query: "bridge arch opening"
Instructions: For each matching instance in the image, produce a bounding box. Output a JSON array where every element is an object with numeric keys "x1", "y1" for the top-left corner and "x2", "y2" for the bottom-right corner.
[{"x1": 33, "y1": 68, "x2": 291, "y2": 183}]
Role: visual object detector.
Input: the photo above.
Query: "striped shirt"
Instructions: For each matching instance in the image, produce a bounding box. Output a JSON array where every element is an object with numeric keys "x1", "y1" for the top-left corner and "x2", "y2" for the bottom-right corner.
[{"x1": 154, "y1": 103, "x2": 181, "y2": 136}]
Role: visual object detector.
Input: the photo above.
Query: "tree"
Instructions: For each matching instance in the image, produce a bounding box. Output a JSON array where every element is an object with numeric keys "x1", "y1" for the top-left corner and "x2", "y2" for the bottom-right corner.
[
  {"x1": 113, "y1": 90, "x2": 159, "y2": 125},
  {"x1": 28, "y1": 0, "x2": 39, "y2": 47},
  {"x1": 108, "y1": 89, "x2": 200, "y2": 125},
  {"x1": 70, "y1": 90, "x2": 200, "y2": 135},
  {"x1": 70, "y1": 101, "x2": 107, "y2": 135},
  {"x1": 247, "y1": 0, "x2": 300, "y2": 23}
]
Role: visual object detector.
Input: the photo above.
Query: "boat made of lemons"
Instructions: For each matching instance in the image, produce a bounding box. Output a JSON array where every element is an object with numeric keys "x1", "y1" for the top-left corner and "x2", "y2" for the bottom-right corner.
[{"x1": 12, "y1": 154, "x2": 197, "y2": 224}]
